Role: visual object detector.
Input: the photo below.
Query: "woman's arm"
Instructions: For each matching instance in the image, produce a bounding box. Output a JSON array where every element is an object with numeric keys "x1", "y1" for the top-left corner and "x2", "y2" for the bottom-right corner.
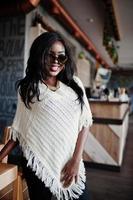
[
  {"x1": 72, "y1": 126, "x2": 88, "y2": 163},
  {"x1": 0, "y1": 139, "x2": 18, "y2": 162},
  {"x1": 61, "y1": 127, "x2": 89, "y2": 187}
]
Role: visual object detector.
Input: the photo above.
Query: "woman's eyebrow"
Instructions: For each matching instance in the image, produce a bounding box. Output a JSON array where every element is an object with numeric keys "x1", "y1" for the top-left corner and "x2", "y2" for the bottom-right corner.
[{"x1": 50, "y1": 50, "x2": 65, "y2": 54}]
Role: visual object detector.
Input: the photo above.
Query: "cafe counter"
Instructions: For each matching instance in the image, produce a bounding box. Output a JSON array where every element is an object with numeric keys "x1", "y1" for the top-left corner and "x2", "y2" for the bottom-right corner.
[{"x1": 83, "y1": 99, "x2": 129, "y2": 169}]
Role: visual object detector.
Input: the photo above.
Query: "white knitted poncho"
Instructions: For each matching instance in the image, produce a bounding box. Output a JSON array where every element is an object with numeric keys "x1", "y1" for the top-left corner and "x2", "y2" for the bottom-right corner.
[{"x1": 10, "y1": 76, "x2": 92, "y2": 200}]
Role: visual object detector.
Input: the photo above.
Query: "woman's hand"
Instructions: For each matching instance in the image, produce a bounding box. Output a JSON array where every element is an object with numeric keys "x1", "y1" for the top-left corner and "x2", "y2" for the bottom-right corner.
[
  {"x1": 60, "y1": 158, "x2": 80, "y2": 188},
  {"x1": 60, "y1": 127, "x2": 89, "y2": 188}
]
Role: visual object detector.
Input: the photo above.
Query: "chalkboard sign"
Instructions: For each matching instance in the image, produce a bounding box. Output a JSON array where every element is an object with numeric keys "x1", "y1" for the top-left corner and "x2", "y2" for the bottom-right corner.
[{"x1": 0, "y1": 16, "x2": 25, "y2": 138}]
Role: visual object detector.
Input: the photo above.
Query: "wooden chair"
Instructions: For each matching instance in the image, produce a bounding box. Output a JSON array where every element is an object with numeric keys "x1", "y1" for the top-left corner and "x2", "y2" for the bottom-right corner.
[
  {"x1": 0, "y1": 163, "x2": 18, "y2": 199},
  {"x1": 2, "y1": 126, "x2": 11, "y2": 145},
  {"x1": 0, "y1": 126, "x2": 23, "y2": 200}
]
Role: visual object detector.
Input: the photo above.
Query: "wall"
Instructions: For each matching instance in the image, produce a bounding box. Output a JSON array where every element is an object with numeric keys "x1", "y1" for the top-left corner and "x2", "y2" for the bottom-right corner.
[
  {"x1": 0, "y1": 16, "x2": 25, "y2": 138},
  {"x1": 77, "y1": 58, "x2": 91, "y2": 87}
]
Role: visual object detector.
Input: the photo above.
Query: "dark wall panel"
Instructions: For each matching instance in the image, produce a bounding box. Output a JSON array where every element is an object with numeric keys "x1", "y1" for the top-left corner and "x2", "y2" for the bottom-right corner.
[{"x1": 0, "y1": 16, "x2": 25, "y2": 139}]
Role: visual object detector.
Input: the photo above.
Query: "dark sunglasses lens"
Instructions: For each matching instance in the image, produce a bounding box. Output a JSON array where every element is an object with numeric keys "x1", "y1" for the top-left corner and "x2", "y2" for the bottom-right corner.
[
  {"x1": 48, "y1": 54, "x2": 55, "y2": 63},
  {"x1": 47, "y1": 53, "x2": 67, "y2": 64},
  {"x1": 58, "y1": 55, "x2": 68, "y2": 64}
]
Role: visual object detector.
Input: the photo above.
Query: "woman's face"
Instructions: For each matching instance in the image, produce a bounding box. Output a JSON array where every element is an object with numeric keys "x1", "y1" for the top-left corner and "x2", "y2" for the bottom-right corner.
[{"x1": 45, "y1": 41, "x2": 67, "y2": 78}]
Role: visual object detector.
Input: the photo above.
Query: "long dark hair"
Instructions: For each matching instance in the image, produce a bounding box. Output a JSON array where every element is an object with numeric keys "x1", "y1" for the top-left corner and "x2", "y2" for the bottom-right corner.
[{"x1": 16, "y1": 31, "x2": 84, "y2": 109}]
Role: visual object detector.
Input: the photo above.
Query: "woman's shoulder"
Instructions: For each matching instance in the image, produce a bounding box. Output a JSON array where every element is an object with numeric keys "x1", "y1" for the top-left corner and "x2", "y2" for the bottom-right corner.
[{"x1": 73, "y1": 75, "x2": 84, "y2": 89}]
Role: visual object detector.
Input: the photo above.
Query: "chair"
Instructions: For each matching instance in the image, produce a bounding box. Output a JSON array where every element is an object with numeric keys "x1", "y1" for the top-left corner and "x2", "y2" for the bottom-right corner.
[
  {"x1": 2, "y1": 126, "x2": 11, "y2": 145},
  {"x1": 0, "y1": 163, "x2": 18, "y2": 199},
  {"x1": 0, "y1": 126, "x2": 23, "y2": 200}
]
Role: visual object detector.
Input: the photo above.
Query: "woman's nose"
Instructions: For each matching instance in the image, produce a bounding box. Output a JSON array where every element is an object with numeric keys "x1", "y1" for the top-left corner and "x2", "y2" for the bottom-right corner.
[{"x1": 54, "y1": 58, "x2": 58, "y2": 63}]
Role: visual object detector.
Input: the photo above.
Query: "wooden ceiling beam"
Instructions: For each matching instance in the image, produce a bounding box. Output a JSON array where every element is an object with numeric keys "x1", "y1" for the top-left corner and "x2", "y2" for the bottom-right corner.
[
  {"x1": 0, "y1": 0, "x2": 41, "y2": 16},
  {"x1": 102, "y1": 0, "x2": 121, "y2": 41},
  {"x1": 112, "y1": 0, "x2": 122, "y2": 40}
]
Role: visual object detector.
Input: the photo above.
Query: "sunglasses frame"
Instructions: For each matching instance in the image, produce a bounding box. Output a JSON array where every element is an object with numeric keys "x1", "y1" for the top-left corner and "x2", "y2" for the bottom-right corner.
[{"x1": 46, "y1": 53, "x2": 68, "y2": 65}]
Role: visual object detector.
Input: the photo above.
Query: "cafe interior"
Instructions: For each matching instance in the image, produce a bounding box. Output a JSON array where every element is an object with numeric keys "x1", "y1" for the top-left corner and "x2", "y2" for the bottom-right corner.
[{"x1": 0, "y1": 0, "x2": 133, "y2": 199}]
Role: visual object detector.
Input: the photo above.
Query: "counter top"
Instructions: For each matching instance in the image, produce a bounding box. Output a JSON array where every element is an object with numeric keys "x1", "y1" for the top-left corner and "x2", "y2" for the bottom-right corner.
[{"x1": 89, "y1": 98, "x2": 129, "y2": 104}]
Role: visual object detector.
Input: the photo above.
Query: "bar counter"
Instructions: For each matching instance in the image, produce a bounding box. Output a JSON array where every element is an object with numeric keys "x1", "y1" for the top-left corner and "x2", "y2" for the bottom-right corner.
[{"x1": 83, "y1": 99, "x2": 129, "y2": 170}]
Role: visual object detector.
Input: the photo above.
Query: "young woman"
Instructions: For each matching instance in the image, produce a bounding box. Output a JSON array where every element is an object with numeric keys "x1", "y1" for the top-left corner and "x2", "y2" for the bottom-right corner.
[{"x1": 0, "y1": 31, "x2": 92, "y2": 200}]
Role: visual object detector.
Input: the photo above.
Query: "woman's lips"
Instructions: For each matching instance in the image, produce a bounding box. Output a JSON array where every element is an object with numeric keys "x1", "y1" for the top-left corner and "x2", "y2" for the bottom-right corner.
[{"x1": 50, "y1": 65, "x2": 59, "y2": 72}]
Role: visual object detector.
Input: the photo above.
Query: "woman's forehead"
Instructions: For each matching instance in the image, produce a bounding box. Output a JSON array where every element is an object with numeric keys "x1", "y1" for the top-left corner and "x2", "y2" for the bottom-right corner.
[{"x1": 50, "y1": 41, "x2": 65, "y2": 53}]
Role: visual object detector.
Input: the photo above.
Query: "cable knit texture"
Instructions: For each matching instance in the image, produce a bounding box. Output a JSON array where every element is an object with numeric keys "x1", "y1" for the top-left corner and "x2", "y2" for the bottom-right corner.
[{"x1": 10, "y1": 76, "x2": 92, "y2": 200}]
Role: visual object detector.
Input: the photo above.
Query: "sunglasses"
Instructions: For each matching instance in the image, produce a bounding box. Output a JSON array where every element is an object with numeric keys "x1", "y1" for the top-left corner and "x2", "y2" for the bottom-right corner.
[{"x1": 46, "y1": 53, "x2": 68, "y2": 65}]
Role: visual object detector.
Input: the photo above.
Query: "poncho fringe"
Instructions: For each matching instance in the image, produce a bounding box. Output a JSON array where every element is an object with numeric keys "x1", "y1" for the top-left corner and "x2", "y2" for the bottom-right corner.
[{"x1": 11, "y1": 127, "x2": 86, "y2": 200}]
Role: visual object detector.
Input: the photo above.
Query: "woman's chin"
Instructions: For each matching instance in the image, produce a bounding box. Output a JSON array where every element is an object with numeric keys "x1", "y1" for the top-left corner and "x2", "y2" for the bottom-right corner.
[{"x1": 49, "y1": 70, "x2": 60, "y2": 77}]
